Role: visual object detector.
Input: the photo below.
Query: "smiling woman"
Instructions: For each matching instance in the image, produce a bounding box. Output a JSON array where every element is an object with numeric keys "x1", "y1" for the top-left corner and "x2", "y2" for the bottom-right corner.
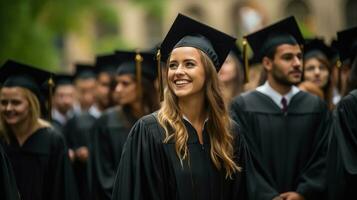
[
  {"x1": 0, "y1": 60, "x2": 79, "y2": 200},
  {"x1": 110, "y1": 13, "x2": 263, "y2": 200}
]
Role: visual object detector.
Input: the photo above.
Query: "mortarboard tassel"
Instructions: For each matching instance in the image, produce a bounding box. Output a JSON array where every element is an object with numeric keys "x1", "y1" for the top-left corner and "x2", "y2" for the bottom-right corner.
[
  {"x1": 336, "y1": 59, "x2": 342, "y2": 92},
  {"x1": 135, "y1": 50, "x2": 143, "y2": 100},
  {"x1": 156, "y1": 48, "x2": 164, "y2": 101},
  {"x1": 242, "y1": 38, "x2": 250, "y2": 83},
  {"x1": 48, "y1": 75, "x2": 54, "y2": 121}
]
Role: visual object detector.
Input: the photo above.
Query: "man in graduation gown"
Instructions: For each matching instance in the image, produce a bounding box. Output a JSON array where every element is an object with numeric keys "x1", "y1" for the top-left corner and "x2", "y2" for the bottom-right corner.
[
  {"x1": 51, "y1": 74, "x2": 75, "y2": 134},
  {"x1": 64, "y1": 57, "x2": 118, "y2": 200},
  {"x1": 230, "y1": 16, "x2": 330, "y2": 200},
  {"x1": 0, "y1": 143, "x2": 20, "y2": 200},
  {"x1": 326, "y1": 26, "x2": 357, "y2": 200}
]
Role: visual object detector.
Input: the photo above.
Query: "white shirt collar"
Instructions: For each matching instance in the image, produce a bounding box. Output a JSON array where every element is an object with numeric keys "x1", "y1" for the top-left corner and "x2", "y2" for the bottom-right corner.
[
  {"x1": 256, "y1": 81, "x2": 300, "y2": 109},
  {"x1": 182, "y1": 115, "x2": 209, "y2": 131},
  {"x1": 89, "y1": 104, "x2": 102, "y2": 118},
  {"x1": 52, "y1": 108, "x2": 74, "y2": 125}
]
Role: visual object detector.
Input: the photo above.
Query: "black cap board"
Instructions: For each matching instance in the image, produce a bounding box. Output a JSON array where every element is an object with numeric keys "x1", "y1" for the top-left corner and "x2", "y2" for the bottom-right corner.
[
  {"x1": 304, "y1": 38, "x2": 335, "y2": 61},
  {"x1": 245, "y1": 16, "x2": 304, "y2": 61},
  {"x1": 74, "y1": 63, "x2": 96, "y2": 80},
  {"x1": 0, "y1": 59, "x2": 53, "y2": 102},
  {"x1": 95, "y1": 54, "x2": 119, "y2": 75},
  {"x1": 159, "y1": 13, "x2": 237, "y2": 71},
  {"x1": 114, "y1": 50, "x2": 157, "y2": 81},
  {"x1": 336, "y1": 26, "x2": 357, "y2": 64}
]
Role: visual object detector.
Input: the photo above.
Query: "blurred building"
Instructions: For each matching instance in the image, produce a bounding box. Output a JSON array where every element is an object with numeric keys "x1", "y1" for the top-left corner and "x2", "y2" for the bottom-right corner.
[{"x1": 63, "y1": 0, "x2": 357, "y2": 70}]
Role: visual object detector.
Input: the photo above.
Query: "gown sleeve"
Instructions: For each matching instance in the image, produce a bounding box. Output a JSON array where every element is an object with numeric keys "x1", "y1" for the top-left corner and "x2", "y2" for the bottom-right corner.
[
  {"x1": 295, "y1": 105, "x2": 330, "y2": 199},
  {"x1": 230, "y1": 97, "x2": 281, "y2": 200},
  {"x1": 49, "y1": 130, "x2": 80, "y2": 200},
  {"x1": 91, "y1": 116, "x2": 116, "y2": 199},
  {"x1": 0, "y1": 143, "x2": 20, "y2": 200},
  {"x1": 111, "y1": 115, "x2": 171, "y2": 200}
]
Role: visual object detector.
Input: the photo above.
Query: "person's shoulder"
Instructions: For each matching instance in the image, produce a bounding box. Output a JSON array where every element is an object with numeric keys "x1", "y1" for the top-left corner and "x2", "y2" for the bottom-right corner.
[
  {"x1": 129, "y1": 112, "x2": 165, "y2": 141},
  {"x1": 336, "y1": 90, "x2": 357, "y2": 111},
  {"x1": 231, "y1": 90, "x2": 261, "y2": 108},
  {"x1": 292, "y1": 91, "x2": 328, "y2": 112}
]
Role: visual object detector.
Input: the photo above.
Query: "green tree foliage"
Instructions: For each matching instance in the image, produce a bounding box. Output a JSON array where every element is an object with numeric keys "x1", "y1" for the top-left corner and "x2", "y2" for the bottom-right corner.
[{"x1": 0, "y1": 0, "x2": 116, "y2": 70}]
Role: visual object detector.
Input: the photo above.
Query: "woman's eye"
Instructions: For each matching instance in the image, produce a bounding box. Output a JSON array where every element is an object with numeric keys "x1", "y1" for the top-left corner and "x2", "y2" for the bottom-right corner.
[
  {"x1": 0, "y1": 100, "x2": 8, "y2": 106},
  {"x1": 169, "y1": 63, "x2": 178, "y2": 69},
  {"x1": 186, "y1": 62, "x2": 195, "y2": 67}
]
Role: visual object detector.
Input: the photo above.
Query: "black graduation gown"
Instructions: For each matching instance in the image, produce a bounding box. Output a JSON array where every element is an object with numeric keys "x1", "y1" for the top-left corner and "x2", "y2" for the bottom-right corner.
[
  {"x1": 91, "y1": 107, "x2": 137, "y2": 200},
  {"x1": 63, "y1": 112, "x2": 97, "y2": 200},
  {"x1": 230, "y1": 90, "x2": 330, "y2": 200},
  {"x1": 0, "y1": 143, "x2": 20, "y2": 200},
  {"x1": 1, "y1": 127, "x2": 79, "y2": 200},
  {"x1": 326, "y1": 89, "x2": 357, "y2": 199},
  {"x1": 111, "y1": 113, "x2": 249, "y2": 200}
]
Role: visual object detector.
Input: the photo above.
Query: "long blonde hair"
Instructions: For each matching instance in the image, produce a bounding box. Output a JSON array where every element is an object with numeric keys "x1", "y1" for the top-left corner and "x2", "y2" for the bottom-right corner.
[
  {"x1": 0, "y1": 87, "x2": 51, "y2": 143},
  {"x1": 157, "y1": 49, "x2": 240, "y2": 178}
]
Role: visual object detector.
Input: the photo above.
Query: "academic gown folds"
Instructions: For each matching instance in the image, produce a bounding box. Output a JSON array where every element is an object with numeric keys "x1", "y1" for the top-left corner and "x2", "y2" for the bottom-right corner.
[
  {"x1": 230, "y1": 90, "x2": 330, "y2": 200},
  {"x1": 91, "y1": 107, "x2": 137, "y2": 200},
  {"x1": 0, "y1": 143, "x2": 20, "y2": 200},
  {"x1": 111, "y1": 113, "x2": 250, "y2": 200},
  {"x1": 1, "y1": 127, "x2": 79, "y2": 200},
  {"x1": 64, "y1": 112, "x2": 96, "y2": 200},
  {"x1": 326, "y1": 89, "x2": 357, "y2": 200}
]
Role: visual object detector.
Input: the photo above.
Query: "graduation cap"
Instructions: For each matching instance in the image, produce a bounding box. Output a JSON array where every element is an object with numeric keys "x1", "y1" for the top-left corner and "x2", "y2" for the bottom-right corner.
[
  {"x1": 0, "y1": 59, "x2": 54, "y2": 119},
  {"x1": 160, "y1": 13, "x2": 236, "y2": 71},
  {"x1": 95, "y1": 54, "x2": 119, "y2": 75},
  {"x1": 53, "y1": 73, "x2": 74, "y2": 90},
  {"x1": 157, "y1": 13, "x2": 236, "y2": 100},
  {"x1": 74, "y1": 63, "x2": 96, "y2": 80},
  {"x1": 304, "y1": 38, "x2": 335, "y2": 61},
  {"x1": 245, "y1": 16, "x2": 304, "y2": 61},
  {"x1": 115, "y1": 50, "x2": 158, "y2": 99},
  {"x1": 336, "y1": 26, "x2": 357, "y2": 65}
]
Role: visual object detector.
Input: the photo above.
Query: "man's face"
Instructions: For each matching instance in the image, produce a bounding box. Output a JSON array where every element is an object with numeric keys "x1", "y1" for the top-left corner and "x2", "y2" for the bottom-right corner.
[
  {"x1": 53, "y1": 85, "x2": 75, "y2": 114},
  {"x1": 265, "y1": 44, "x2": 303, "y2": 86},
  {"x1": 96, "y1": 73, "x2": 112, "y2": 109},
  {"x1": 75, "y1": 78, "x2": 96, "y2": 110}
]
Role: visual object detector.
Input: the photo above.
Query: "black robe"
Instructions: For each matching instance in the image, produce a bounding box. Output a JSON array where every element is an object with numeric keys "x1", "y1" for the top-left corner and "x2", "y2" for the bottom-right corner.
[
  {"x1": 111, "y1": 113, "x2": 251, "y2": 200},
  {"x1": 63, "y1": 112, "x2": 97, "y2": 200},
  {"x1": 326, "y1": 89, "x2": 357, "y2": 199},
  {"x1": 230, "y1": 90, "x2": 330, "y2": 200},
  {"x1": 91, "y1": 107, "x2": 137, "y2": 200},
  {"x1": 0, "y1": 143, "x2": 20, "y2": 200},
  {"x1": 1, "y1": 127, "x2": 79, "y2": 200}
]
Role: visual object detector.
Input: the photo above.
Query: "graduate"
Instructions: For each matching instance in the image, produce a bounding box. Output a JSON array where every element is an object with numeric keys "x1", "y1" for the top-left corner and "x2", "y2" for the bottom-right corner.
[
  {"x1": 326, "y1": 26, "x2": 357, "y2": 200},
  {"x1": 111, "y1": 13, "x2": 255, "y2": 200},
  {"x1": 218, "y1": 44, "x2": 246, "y2": 105},
  {"x1": 0, "y1": 142, "x2": 20, "y2": 200},
  {"x1": 91, "y1": 50, "x2": 159, "y2": 200},
  {"x1": 303, "y1": 38, "x2": 335, "y2": 109},
  {"x1": 72, "y1": 63, "x2": 97, "y2": 116},
  {"x1": 51, "y1": 74, "x2": 75, "y2": 133},
  {"x1": 230, "y1": 16, "x2": 330, "y2": 200},
  {"x1": 94, "y1": 53, "x2": 119, "y2": 112},
  {"x1": 64, "y1": 58, "x2": 118, "y2": 200},
  {"x1": 0, "y1": 60, "x2": 79, "y2": 200}
]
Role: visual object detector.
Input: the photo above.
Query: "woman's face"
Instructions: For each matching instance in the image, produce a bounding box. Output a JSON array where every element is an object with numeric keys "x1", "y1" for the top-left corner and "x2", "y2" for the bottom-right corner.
[
  {"x1": 304, "y1": 58, "x2": 329, "y2": 88},
  {"x1": 115, "y1": 74, "x2": 138, "y2": 105},
  {"x1": 0, "y1": 87, "x2": 30, "y2": 126},
  {"x1": 219, "y1": 54, "x2": 239, "y2": 83},
  {"x1": 167, "y1": 47, "x2": 206, "y2": 100}
]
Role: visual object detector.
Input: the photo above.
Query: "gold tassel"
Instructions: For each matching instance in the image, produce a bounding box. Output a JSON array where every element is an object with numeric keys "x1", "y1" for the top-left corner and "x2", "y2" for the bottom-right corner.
[
  {"x1": 156, "y1": 48, "x2": 164, "y2": 101},
  {"x1": 135, "y1": 50, "x2": 143, "y2": 100},
  {"x1": 242, "y1": 38, "x2": 250, "y2": 83},
  {"x1": 48, "y1": 75, "x2": 54, "y2": 121}
]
